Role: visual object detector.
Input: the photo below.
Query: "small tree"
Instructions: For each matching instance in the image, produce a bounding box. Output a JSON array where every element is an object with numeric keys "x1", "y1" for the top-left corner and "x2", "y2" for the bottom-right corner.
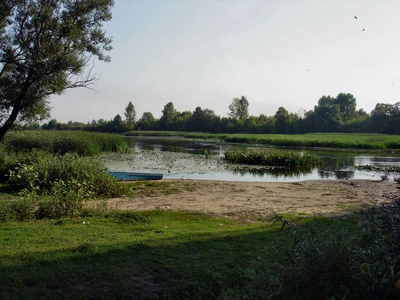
[
  {"x1": 228, "y1": 96, "x2": 249, "y2": 121},
  {"x1": 0, "y1": 0, "x2": 114, "y2": 141}
]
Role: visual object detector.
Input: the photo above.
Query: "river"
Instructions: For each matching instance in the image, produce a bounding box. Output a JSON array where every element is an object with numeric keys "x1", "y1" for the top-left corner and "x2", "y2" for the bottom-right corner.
[{"x1": 100, "y1": 137, "x2": 400, "y2": 182}]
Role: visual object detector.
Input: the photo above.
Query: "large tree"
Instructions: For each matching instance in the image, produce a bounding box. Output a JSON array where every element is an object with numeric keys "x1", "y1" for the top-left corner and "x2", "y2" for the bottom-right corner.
[
  {"x1": 124, "y1": 101, "x2": 136, "y2": 124},
  {"x1": 274, "y1": 106, "x2": 290, "y2": 133},
  {"x1": 335, "y1": 93, "x2": 357, "y2": 122},
  {"x1": 228, "y1": 96, "x2": 249, "y2": 121},
  {"x1": 0, "y1": 0, "x2": 114, "y2": 141},
  {"x1": 160, "y1": 102, "x2": 177, "y2": 129}
]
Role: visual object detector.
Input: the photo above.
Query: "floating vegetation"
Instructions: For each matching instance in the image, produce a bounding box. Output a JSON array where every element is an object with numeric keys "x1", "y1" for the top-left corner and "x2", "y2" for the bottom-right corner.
[
  {"x1": 224, "y1": 149, "x2": 324, "y2": 168},
  {"x1": 355, "y1": 165, "x2": 400, "y2": 173}
]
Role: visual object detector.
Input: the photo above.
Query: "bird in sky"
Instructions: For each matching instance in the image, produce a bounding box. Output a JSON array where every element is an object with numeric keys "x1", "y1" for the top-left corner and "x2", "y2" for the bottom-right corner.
[{"x1": 354, "y1": 16, "x2": 357, "y2": 19}]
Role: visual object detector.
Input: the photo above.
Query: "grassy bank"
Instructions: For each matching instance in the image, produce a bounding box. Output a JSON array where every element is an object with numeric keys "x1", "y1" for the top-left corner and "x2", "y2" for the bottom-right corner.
[
  {"x1": 0, "y1": 209, "x2": 398, "y2": 299},
  {"x1": 126, "y1": 131, "x2": 400, "y2": 150},
  {"x1": 4, "y1": 130, "x2": 129, "y2": 156}
]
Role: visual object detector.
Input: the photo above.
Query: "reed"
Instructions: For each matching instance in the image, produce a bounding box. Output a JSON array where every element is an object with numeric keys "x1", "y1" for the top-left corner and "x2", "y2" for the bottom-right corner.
[
  {"x1": 224, "y1": 148, "x2": 324, "y2": 167},
  {"x1": 222, "y1": 133, "x2": 400, "y2": 149},
  {"x1": 3, "y1": 130, "x2": 129, "y2": 156}
]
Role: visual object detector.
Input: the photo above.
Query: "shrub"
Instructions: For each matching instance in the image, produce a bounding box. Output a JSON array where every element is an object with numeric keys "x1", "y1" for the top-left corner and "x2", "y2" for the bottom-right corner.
[
  {"x1": 2, "y1": 152, "x2": 128, "y2": 219},
  {"x1": 224, "y1": 216, "x2": 399, "y2": 299},
  {"x1": 7, "y1": 152, "x2": 124, "y2": 198}
]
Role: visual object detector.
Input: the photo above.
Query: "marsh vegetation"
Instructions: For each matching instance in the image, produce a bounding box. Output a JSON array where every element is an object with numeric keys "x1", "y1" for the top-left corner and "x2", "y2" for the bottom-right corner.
[
  {"x1": 224, "y1": 148, "x2": 324, "y2": 167},
  {"x1": 126, "y1": 131, "x2": 400, "y2": 150}
]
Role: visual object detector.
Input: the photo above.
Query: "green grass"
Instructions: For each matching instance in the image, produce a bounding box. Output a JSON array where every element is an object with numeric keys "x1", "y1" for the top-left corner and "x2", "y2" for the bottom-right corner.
[
  {"x1": 1, "y1": 210, "x2": 398, "y2": 299},
  {"x1": 127, "y1": 131, "x2": 400, "y2": 150},
  {"x1": 0, "y1": 211, "x2": 364, "y2": 299},
  {"x1": 4, "y1": 130, "x2": 129, "y2": 156}
]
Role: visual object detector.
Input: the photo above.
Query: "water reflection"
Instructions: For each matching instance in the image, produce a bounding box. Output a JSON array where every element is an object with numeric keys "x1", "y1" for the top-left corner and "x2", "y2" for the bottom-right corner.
[
  {"x1": 318, "y1": 169, "x2": 355, "y2": 180},
  {"x1": 231, "y1": 166, "x2": 314, "y2": 178},
  {"x1": 125, "y1": 137, "x2": 400, "y2": 181},
  {"x1": 126, "y1": 137, "x2": 226, "y2": 156}
]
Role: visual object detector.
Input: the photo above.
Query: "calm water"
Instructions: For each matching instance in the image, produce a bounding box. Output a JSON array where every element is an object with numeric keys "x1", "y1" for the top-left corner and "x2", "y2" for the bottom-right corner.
[{"x1": 121, "y1": 137, "x2": 400, "y2": 182}]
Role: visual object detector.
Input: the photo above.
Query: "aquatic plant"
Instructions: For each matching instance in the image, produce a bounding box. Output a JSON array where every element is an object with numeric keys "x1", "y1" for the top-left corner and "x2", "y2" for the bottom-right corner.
[{"x1": 224, "y1": 148, "x2": 324, "y2": 167}]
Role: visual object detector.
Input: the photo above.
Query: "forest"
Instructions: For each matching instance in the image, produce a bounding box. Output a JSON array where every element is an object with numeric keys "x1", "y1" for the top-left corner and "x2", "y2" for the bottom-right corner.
[{"x1": 38, "y1": 93, "x2": 400, "y2": 135}]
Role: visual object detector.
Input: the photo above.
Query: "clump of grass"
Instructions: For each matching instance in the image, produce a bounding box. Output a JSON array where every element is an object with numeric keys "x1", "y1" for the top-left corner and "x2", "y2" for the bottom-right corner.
[
  {"x1": 224, "y1": 148, "x2": 324, "y2": 167},
  {"x1": 3, "y1": 130, "x2": 129, "y2": 156}
]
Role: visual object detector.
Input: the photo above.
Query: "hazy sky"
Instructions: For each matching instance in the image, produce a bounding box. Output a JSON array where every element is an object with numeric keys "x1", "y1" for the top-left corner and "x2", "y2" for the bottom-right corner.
[{"x1": 49, "y1": 0, "x2": 400, "y2": 123}]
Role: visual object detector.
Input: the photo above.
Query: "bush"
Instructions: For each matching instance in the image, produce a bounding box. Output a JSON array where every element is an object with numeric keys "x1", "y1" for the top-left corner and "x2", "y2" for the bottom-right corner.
[
  {"x1": 7, "y1": 152, "x2": 123, "y2": 198},
  {"x1": 1, "y1": 152, "x2": 128, "y2": 220},
  {"x1": 224, "y1": 216, "x2": 399, "y2": 299}
]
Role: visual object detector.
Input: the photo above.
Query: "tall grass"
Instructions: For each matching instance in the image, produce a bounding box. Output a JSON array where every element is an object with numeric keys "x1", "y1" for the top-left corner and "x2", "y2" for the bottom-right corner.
[
  {"x1": 3, "y1": 130, "x2": 129, "y2": 156},
  {"x1": 222, "y1": 133, "x2": 400, "y2": 150},
  {"x1": 127, "y1": 131, "x2": 400, "y2": 150},
  {"x1": 224, "y1": 148, "x2": 324, "y2": 167}
]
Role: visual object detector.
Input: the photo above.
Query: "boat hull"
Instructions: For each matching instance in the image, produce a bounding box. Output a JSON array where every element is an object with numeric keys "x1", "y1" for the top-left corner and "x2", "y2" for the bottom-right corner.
[{"x1": 108, "y1": 171, "x2": 163, "y2": 181}]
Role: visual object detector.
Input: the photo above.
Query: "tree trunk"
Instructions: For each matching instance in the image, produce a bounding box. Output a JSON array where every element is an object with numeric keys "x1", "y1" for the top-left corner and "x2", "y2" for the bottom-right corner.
[{"x1": 0, "y1": 106, "x2": 20, "y2": 142}]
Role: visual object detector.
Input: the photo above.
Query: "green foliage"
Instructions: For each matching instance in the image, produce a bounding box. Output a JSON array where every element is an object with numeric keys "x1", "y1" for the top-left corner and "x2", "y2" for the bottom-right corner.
[
  {"x1": 160, "y1": 102, "x2": 178, "y2": 130},
  {"x1": 224, "y1": 148, "x2": 324, "y2": 167},
  {"x1": 7, "y1": 152, "x2": 123, "y2": 197},
  {"x1": 0, "y1": 0, "x2": 114, "y2": 140},
  {"x1": 124, "y1": 101, "x2": 136, "y2": 125},
  {"x1": 224, "y1": 216, "x2": 399, "y2": 299},
  {"x1": 228, "y1": 96, "x2": 249, "y2": 121},
  {"x1": 371, "y1": 102, "x2": 400, "y2": 134},
  {"x1": 3, "y1": 130, "x2": 129, "y2": 155},
  {"x1": 0, "y1": 151, "x2": 127, "y2": 220}
]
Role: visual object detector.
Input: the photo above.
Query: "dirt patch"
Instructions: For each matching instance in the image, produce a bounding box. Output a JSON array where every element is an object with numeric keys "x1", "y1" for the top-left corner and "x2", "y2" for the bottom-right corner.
[{"x1": 108, "y1": 179, "x2": 400, "y2": 219}]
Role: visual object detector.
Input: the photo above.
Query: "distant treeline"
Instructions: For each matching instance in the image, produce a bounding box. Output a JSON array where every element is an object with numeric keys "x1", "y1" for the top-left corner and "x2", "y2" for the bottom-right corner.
[{"x1": 35, "y1": 93, "x2": 400, "y2": 134}]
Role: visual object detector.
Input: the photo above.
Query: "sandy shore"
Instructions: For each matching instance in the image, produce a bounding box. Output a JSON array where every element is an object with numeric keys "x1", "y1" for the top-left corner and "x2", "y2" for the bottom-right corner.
[{"x1": 107, "y1": 179, "x2": 400, "y2": 219}]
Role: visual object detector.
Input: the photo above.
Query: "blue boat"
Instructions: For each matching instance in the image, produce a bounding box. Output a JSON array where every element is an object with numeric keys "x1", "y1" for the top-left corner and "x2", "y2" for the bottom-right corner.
[{"x1": 108, "y1": 171, "x2": 163, "y2": 181}]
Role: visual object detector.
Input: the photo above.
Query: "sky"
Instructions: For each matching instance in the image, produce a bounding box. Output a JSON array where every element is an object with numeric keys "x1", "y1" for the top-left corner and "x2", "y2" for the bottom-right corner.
[{"x1": 49, "y1": 0, "x2": 400, "y2": 123}]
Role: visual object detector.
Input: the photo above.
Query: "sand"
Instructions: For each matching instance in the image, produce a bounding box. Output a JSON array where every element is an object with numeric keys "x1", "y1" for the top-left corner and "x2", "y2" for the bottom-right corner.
[{"x1": 107, "y1": 179, "x2": 400, "y2": 219}]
